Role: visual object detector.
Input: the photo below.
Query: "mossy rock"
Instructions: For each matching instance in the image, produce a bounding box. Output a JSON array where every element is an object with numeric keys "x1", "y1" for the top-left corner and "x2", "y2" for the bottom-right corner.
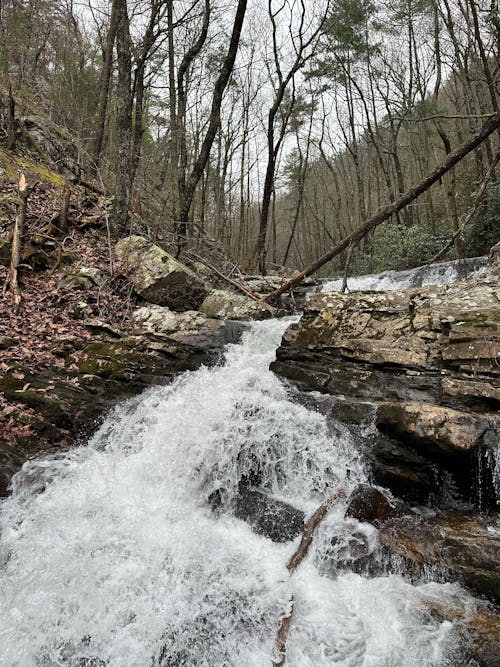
[
  {"x1": 0, "y1": 148, "x2": 66, "y2": 187},
  {"x1": 115, "y1": 236, "x2": 208, "y2": 311}
]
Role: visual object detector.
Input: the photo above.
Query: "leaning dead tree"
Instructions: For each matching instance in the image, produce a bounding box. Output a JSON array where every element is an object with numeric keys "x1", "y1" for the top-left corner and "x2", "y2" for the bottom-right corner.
[
  {"x1": 272, "y1": 487, "x2": 346, "y2": 666},
  {"x1": 261, "y1": 111, "x2": 500, "y2": 303},
  {"x1": 3, "y1": 173, "x2": 30, "y2": 313}
]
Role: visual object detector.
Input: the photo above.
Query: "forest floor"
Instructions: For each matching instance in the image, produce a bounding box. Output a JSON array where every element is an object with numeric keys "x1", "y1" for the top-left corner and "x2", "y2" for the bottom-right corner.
[{"x1": 0, "y1": 173, "x2": 141, "y2": 445}]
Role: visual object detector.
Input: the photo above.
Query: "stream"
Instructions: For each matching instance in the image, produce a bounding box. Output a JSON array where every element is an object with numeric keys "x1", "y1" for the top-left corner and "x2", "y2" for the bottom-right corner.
[{"x1": 0, "y1": 261, "x2": 489, "y2": 666}]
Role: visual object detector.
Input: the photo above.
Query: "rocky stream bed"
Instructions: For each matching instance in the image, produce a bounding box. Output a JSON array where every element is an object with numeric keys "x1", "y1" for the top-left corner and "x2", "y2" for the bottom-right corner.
[{"x1": 0, "y1": 240, "x2": 499, "y2": 666}]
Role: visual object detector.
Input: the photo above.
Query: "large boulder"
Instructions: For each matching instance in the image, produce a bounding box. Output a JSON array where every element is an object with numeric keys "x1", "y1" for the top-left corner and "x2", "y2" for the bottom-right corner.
[
  {"x1": 274, "y1": 280, "x2": 500, "y2": 376},
  {"x1": 133, "y1": 304, "x2": 244, "y2": 349},
  {"x1": 0, "y1": 335, "x2": 217, "y2": 495},
  {"x1": 233, "y1": 488, "x2": 305, "y2": 542},
  {"x1": 200, "y1": 289, "x2": 275, "y2": 320},
  {"x1": 345, "y1": 484, "x2": 397, "y2": 523},
  {"x1": 115, "y1": 236, "x2": 208, "y2": 310}
]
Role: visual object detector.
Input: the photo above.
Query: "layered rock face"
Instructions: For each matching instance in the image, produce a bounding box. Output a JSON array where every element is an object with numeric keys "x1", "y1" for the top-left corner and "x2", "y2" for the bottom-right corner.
[{"x1": 272, "y1": 277, "x2": 500, "y2": 503}]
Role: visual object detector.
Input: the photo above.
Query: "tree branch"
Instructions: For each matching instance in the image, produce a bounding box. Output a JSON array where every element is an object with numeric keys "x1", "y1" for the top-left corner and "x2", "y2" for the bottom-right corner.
[{"x1": 261, "y1": 111, "x2": 500, "y2": 303}]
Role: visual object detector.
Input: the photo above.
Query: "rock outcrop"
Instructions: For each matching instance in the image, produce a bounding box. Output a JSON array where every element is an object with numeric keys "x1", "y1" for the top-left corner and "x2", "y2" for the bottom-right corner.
[
  {"x1": 0, "y1": 332, "x2": 219, "y2": 496},
  {"x1": 271, "y1": 276, "x2": 500, "y2": 504},
  {"x1": 488, "y1": 242, "x2": 500, "y2": 277},
  {"x1": 115, "y1": 236, "x2": 208, "y2": 310},
  {"x1": 377, "y1": 402, "x2": 500, "y2": 456},
  {"x1": 377, "y1": 511, "x2": 500, "y2": 603}
]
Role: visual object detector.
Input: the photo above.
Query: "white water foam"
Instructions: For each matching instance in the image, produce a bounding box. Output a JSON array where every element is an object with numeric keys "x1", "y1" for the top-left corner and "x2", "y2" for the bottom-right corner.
[
  {"x1": 0, "y1": 319, "x2": 478, "y2": 666},
  {"x1": 321, "y1": 257, "x2": 487, "y2": 292}
]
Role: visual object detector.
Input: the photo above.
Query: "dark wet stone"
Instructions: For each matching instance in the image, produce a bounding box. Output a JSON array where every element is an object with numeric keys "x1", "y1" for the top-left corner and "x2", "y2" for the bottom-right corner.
[
  {"x1": 367, "y1": 435, "x2": 438, "y2": 504},
  {"x1": 234, "y1": 488, "x2": 305, "y2": 542},
  {"x1": 378, "y1": 511, "x2": 500, "y2": 603},
  {"x1": 0, "y1": 337, "x2": 218, "y2": 496},
  {"x1": 345, "y1": 484, "x2": 395, "y2": 523}
]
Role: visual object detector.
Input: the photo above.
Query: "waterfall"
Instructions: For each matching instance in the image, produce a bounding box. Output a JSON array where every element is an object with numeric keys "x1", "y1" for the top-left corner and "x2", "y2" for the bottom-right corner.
[
  {"x1": 321, "y1": 256, "x2": 488, "y2": 293},
  {"x1": 0, "y1": 319, "x2": 478, "y2": 666}
]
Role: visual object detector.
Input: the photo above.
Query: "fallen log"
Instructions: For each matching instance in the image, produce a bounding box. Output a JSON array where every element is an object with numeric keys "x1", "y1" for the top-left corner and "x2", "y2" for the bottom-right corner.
[
  {"x1": 272, "y1": 487, "x2": 346, "y2": 666},
  {"x1": 261, "y1": 111, "x2": 500, "y2": 303}
]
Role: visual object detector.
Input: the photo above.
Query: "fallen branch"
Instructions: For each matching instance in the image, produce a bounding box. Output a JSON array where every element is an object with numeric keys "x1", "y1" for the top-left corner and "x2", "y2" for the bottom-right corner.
[
  {"x1": 188, "y1": 251, "x2": 261, "y2": 302},
  {"x1": 3, "y1": 173, "x2": 30, "y2": 313},
  {"x1": 272, "y1": 488, "x2": 346, "y2": 666},
  {"x1": 261, "y1": 111, "x2": 500, "y2": 303},
  {"x1": 341, "y1": 242, "x2": 357, "y2": 293}
]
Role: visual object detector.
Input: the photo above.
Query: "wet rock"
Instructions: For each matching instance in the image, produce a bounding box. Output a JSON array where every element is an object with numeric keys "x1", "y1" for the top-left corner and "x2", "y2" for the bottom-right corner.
[
  {"x1": 367, "y1": 435, "x2": 438, "y2": 503},
  {"x1": 271, "y1": 352, "x2": 441, "y2": 405},
  {"x1": 83, "y1": 319, "x2": 122, "y2": 338},
  {"x1": 0, "y1": 431, "x2": 54, "y2": 496},
  {"x1": 233, "y1": 487, "x2": 305, "y2": 542},
  {"x1": 200, "y1": 289, "x2": 276, "y2": 320},
  {"x1": 377, "y1": 402, "x2": 500, "y2": 456},
  {"x1": 115, "y1": 236, "x2": 207, "y2": 310},
  {"x1": 451, "y1": 607, "x2": 500, "y2": 667},
  {"x1": 133, "y1": 304, "x2": 244, "y2": 349},
  {"x1": 377, "y1": 511, "x2": 500, "y2": 603},
  {"x1": 273, "y1": 279, "x2": 500, "y2": 411},
  {"x1": 272, "y1": 278, "x2": 500, "y2": 506},
  {"x1": 329, "y1": 398, "x2": 375, "y2": 426},
  {"x1": 242, "y1": 273, "x2": 318, "y2": 295},
  {"x1": 345, "y1": 484, "x2": 396, "y2": 523},
  {"x1": 76, "y1": 337, "x2": 212, "y2": 384},
  {"x1": 52, "y1": 334, "x2": 87, "y2": 357},
  {"x1": 0, "y1": 337, "x2": 218, "y2": 495}
]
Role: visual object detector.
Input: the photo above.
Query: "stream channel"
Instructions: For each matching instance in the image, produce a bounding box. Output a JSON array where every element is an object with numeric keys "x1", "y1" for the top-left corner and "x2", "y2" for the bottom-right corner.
[{"x1": 0, "y1": 257, "x2": 493, "y2": 666}]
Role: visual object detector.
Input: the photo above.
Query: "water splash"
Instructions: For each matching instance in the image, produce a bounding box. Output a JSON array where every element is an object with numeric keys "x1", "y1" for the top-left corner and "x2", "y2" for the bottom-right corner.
[{"x1": 0, "y1": 319, "x2": 479, "y2": 666}]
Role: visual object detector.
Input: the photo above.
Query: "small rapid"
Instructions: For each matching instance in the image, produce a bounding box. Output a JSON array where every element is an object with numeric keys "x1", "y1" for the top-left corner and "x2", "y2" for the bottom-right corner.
[
  {"x1": 0, "y1": 319, "x2": 479, "y2": 666},
  {"x1": 321, "y1": 256, "x2": 487, "y2": 292}
]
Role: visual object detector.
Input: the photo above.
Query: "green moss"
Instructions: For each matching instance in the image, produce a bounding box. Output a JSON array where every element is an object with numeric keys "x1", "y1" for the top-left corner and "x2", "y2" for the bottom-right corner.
[
  {"x1": 16, "y1": 157, "x2": 66, "y2": 186},
  {"x1": 52, "y1": 125, "x2": 70, "y2": 141},
  {"x1": 0, "y1": 148, "x2": 65, "y2": 187}
]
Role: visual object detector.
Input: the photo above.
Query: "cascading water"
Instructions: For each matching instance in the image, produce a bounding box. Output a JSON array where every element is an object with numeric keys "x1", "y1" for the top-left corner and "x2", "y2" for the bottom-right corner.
[
  {"x1": 0, "y1": 319, "x2": 480, "y2": 666},
  {"x1": 321, "y1": 256, "x2": 487, "y2": 292}
]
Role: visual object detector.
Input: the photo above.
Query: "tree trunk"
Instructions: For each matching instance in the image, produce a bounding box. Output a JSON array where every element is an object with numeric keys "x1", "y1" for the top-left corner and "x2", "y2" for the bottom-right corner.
[
  {"x1": 262, "y1": 111, "x2": 500, "y2": 302},
  {"x1": 7, "y1": 81, "x2": 16, "y2": 150},
  {"x1": 91, "y1": 0, "x2": 118, "y2": 168},
  {"x1": 176, "y1": 0, "x2": 247, "y2": 257},
  {"x1": 4, "y1": 173, "x2": 29, "y2": 313},
  {"x1": 111, "y1": 0, "x2": 132, "y2": 237}
]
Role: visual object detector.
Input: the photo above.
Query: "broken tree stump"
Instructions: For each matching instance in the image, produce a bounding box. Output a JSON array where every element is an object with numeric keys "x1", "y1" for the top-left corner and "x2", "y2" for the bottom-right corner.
[{"x1": 3, "y1": 173, "x2": 30, "y2": 313}]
